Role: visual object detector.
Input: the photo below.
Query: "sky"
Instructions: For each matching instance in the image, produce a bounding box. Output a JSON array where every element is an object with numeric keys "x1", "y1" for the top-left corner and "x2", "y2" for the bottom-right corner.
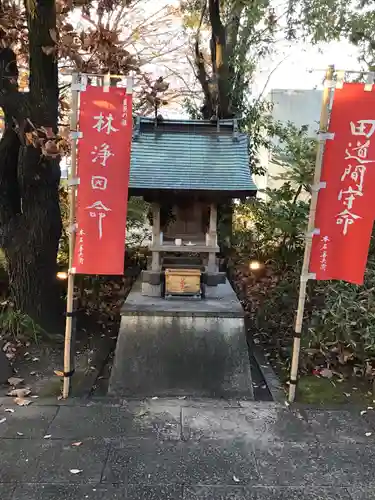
[
  {"x1": 254, "y1": 40, "x2": 361, "y2": 97},
  {"x1": 162, "y1": 37, "x2": 362, "y2": 118},
  {"x1": 0, "y1": 1, "x2": 364, "y2": 130},
  {"x1": 149, "y1": 1, "x2": 364, "y2": 115}
]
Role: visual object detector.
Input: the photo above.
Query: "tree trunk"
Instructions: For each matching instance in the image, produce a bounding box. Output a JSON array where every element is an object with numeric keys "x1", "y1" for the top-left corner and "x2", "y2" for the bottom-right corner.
[
  {"x1": 0, "y1": 350, "x2": 12, "y2": 383},
  {"x1": 0, "y1": 0, "x2": 62, "y2": 333},
  {"x1": 6, "y1": 144, "x2": 63, "y2": 332},
  {"x1": 208, "y1": 0, "x2": 232, "y2": 118}
]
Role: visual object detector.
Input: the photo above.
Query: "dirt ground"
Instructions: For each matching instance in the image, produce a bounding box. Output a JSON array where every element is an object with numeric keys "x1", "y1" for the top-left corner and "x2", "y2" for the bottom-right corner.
[{"x1": 0, "y1": 275, "x2": 135, "y2": 400}]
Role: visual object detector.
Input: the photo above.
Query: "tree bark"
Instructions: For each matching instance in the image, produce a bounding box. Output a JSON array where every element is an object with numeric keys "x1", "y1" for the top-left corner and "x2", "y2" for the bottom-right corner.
[
  {"x1": 0, "y1": 0, "x2": 62, "y2": 333},
  {"x1": 193, "y1": 0, "x2": 235, "y2": 119},
  {"x1": 5, "y1": 143, "x2": 63, "y2": 332},
  {"x1": 208, "y1": 0, "x2": 232, "y2": 118}
]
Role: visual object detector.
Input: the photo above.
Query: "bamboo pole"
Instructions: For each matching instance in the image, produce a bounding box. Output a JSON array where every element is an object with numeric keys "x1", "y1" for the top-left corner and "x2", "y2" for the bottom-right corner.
[
  {"x1": 288, "y1": 65, "x2": 335, "y2": 403},
  {"x1": 63, "y1": 73, "x2": 80, "y2": 399}
]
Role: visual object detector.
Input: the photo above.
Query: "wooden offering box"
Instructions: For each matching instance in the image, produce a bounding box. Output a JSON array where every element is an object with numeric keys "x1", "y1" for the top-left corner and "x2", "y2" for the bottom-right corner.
[{"x1": 165, "y1": 268, "x2": 201, "y2": 297}]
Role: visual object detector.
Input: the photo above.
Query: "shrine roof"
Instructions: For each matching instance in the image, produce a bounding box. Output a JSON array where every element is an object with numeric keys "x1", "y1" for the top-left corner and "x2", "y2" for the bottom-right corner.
[{"x1": 129, "y1": 117, "x2": 257, "y2": 196}]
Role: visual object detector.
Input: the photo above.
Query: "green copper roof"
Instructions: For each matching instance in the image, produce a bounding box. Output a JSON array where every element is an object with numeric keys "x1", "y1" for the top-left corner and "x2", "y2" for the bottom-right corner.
[{"x1": 129, "y1": 117, "x2": 257, "y2": 194}]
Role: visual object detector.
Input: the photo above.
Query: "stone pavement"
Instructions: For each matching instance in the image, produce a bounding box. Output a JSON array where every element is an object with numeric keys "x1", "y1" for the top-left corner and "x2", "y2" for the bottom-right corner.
[{"x1": 0, "y1": 397, "x2": 375, "y2": 499}]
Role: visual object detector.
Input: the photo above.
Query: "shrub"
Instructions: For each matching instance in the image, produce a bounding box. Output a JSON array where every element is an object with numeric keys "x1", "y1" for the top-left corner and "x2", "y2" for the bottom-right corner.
[{"x1": 233, "y1": 121, "x2": 375, "y2": 379}]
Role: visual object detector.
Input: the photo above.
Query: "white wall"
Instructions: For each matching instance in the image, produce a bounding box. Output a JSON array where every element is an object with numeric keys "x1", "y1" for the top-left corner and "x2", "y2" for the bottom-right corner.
[
  {"x1": 270, "y1": 89, "x2": 322, "y2": 134},
  {"x1": 255, "y1": 88, "x2": 322, "y2": 198}
]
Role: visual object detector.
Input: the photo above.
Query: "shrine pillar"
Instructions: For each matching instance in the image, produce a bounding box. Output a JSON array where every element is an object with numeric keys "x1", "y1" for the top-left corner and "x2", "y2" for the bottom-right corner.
[
  {"x1": 141, "y1": 202, "x2": 162, "y2": 297},
  {"x1": 207, "y1": 203, "x2": 218, "y2": 272},
  {"x1": 151, "y1": 202, "x2": 161, "y2": 270}
]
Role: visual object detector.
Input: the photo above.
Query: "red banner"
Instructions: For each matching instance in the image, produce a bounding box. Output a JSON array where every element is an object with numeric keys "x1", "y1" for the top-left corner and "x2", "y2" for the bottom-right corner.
[
  {"x1": 310, "y1": 83, "x2": 375, "y2": 285},
  {"x1": 72, "y1": 85, "x2": 132, "y2": 275}
]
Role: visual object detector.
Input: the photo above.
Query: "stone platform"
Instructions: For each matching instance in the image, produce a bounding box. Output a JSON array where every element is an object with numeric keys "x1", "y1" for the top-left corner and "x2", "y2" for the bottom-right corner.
[{"x1": 108, "y1": 279, "x2": 253, "y2": 399}]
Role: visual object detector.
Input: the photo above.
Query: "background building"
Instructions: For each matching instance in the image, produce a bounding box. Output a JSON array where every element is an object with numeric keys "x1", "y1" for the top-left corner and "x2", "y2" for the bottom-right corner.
[{"x1": 254, "y1": 88, "x2": 322, "y2": 198}]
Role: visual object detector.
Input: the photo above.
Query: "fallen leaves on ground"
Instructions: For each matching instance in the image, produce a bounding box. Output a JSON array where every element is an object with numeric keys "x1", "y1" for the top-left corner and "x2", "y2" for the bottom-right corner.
[
  {"x1": 70, "y1": 469, "x2": 83, "y2": 474},
  {"x1": 135, "y1": 408, "x2": 148, "y2": 418},
  {"x1": 3, "y1": 341, "x2": 17, "y2": 360},
  {"x1": 7, "y1": 377, "x2": 24, "y2": 387},
  {"x1": 231, "y1": 262, "x2": 375, "y2": 393},
  {"x1": 7, "y1": 388, "x2": 31, "y2": 398},
  {"x1": 14, "y1": 397, "x2": 33, "y2": 406},
  {"x1": 319, "y1": 368, "x2": 333, "y2": 379},
  {"x1": 1, "y1": 273, "x2": 136, "y2": 400}
]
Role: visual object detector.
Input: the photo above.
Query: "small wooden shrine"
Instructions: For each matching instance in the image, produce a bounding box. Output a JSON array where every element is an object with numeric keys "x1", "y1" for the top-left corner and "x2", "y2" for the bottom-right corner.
[
  {"x1": 129, "y1": 117, "x2": 257, "y2": 299},
  {"x1": 109, "y1": 117, "x2": 257, "y2": 398}
]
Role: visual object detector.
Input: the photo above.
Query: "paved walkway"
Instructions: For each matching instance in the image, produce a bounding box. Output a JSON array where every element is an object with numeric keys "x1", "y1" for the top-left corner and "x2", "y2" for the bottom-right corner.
[{"x1": 0, "y1": 397, "x2": 374, "y2": 499}]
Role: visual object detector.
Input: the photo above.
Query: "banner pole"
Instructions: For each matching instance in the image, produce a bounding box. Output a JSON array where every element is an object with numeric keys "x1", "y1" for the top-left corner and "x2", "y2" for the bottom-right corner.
[
  {"x1": 288, "y1": 65, "x2": 335, "y2": 403},
  {"x1": 63, "y1": 73, "x2": 80, "y2": 399}
]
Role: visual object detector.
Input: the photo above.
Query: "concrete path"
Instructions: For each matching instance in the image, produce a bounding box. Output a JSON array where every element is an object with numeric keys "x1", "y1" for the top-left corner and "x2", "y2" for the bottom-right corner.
[{"x1": 0, "y1": 397, "x2": 374, "y2": 499}]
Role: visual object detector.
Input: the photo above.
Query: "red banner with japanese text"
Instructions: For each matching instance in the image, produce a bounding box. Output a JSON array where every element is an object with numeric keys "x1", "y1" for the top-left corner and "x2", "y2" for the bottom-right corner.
[
  {"x1": 310, "y1": 83, "x2": 375, "y2": 285},
  {"x1": 72, "y1": 85, "x2": 132, "y2": 275}
]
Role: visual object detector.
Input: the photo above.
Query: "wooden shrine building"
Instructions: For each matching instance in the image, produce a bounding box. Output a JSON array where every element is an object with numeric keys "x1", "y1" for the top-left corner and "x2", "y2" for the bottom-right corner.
[{"x1": 128, "y1": 116, "x2": 257, "y2": 299}]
